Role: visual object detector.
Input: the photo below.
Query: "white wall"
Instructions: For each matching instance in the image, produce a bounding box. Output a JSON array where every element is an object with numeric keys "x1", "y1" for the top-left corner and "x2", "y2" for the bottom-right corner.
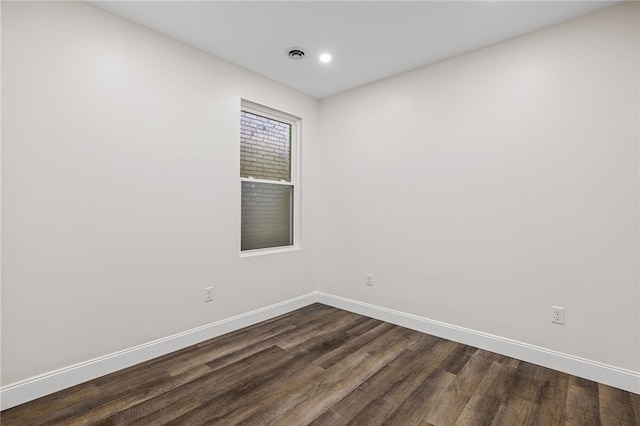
[
  {"x1": 319, "y1": 2, "x2": 639, "y2": 372},
  {"x1": 2, "y1": 0, "x2": 638, "y2": 393},
  {"x1": 1, "y1": 1, "x2": 321, "y2": 385}
]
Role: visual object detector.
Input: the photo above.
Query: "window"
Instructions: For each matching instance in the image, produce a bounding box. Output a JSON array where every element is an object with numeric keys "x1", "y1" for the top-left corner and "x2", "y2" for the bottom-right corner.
[{"x1": 240, "y1": 100, "x2": 300, "y2": 253}]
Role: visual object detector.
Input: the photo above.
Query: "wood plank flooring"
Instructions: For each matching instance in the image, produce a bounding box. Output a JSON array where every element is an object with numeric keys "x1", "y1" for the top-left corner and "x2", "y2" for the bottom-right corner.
[{"x1": 2, "y1": 303, "x2": 639, "y2": 425}]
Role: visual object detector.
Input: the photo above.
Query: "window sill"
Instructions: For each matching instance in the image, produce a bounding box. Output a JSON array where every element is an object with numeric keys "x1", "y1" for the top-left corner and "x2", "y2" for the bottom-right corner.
[{"x1": 240, "y1": 245, "x2": 301, "y2": 258}]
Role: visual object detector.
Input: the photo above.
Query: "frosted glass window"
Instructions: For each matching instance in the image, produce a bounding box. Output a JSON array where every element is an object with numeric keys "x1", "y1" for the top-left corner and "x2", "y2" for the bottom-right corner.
[{"x1": 241, "y1": 182, "x2": 293, "y2": 251}]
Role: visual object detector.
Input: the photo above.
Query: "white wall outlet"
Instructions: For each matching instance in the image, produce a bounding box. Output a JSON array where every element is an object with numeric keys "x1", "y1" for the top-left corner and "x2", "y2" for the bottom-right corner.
[
  {"x1": 366, "y1": 273, "x2": 373, "y2": 287},
  {"x1": 551, "y1": 306, "x2": 565, "y2": 324},
  {"x1": 204, "y1": 287, "x2": 213, "y2": 302}
]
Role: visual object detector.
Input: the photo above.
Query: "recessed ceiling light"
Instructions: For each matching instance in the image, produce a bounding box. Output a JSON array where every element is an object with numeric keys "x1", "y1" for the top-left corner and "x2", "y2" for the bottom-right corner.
[{"x1": 319, "y1": 53, "x2": 332, "y2": 63}]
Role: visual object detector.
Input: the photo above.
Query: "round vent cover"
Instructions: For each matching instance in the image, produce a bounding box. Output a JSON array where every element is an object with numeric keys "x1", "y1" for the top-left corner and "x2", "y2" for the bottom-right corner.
[{"x1": 287, "y1": 48, "x2": 307, "y2": 60}]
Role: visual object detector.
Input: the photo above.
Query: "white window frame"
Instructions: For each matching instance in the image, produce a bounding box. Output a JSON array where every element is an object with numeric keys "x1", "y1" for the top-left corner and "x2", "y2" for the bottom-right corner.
[{"x1": 240, "y1": 100, "x2": 301, "y2": 257}]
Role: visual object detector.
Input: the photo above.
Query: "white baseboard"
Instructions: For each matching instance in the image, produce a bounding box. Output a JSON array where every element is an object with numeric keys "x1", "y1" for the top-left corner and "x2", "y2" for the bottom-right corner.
[
  {"x1": 2, "y1": 291, "x2": 638, "y2": 410},
  {"x1": 0, "y1": 292, "x2": 318, "y2": 410},
  {"x1": 315, "y1": 292, "x2": 640, "y2": 395}
]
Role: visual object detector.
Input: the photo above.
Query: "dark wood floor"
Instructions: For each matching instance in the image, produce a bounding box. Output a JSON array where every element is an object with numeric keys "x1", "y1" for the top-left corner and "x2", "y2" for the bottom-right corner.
[{"x1": 2, "y1": 303, "x2": 639, "y2": 425}]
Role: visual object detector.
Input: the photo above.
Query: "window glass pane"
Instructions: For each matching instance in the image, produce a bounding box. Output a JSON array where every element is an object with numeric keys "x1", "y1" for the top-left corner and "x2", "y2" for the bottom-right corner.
[
  {"x1": 240, "y1": 111, "x2": 291, "y2": 182},
  {"x1": 241, "y1": 181, "x2": 292, "y2": 251}
]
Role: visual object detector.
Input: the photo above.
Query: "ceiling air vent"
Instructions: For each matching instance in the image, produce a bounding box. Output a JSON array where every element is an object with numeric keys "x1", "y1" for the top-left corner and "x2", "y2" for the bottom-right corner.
[{"x1": 287, "y1": 48, "x2": 307, "y2": 60}]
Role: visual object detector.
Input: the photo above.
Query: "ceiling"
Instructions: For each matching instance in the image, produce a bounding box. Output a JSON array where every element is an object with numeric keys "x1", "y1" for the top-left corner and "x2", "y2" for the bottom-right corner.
[{"x1": 91, "y1": 1, "x2": 622, "y2": 99}]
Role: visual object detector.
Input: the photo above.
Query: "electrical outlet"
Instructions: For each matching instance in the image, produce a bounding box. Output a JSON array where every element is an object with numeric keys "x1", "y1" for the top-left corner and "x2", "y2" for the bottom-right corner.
[
  {"x1": 366, "y1": 273, "x2": 373, "y2": 287},
  {"x1": 551, "y1": 306, "x2": 565, "y2": 324},
  {"x1": 204, "y1": 287, "x2": 213, "y2": 302}
]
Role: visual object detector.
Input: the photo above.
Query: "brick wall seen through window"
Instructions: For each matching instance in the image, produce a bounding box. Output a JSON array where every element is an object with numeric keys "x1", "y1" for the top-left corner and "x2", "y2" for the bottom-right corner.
[{"x1": 240, "y1": 111, "x2": 291, "y2": 181}]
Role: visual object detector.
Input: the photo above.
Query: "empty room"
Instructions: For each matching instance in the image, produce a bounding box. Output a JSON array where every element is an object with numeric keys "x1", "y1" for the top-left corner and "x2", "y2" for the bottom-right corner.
[{"x1": 1, "y1": 0, "x2": 639, "y2": 424}]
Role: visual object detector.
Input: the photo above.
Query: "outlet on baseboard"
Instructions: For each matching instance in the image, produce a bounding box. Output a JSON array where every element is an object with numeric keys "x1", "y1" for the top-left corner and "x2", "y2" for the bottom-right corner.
[
  {"x1": 551, "y1": 306, "x2": 565, "y2": 325},
  {"x1": 366, "y1": 273, "x2": 373, "y2": 287}
]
